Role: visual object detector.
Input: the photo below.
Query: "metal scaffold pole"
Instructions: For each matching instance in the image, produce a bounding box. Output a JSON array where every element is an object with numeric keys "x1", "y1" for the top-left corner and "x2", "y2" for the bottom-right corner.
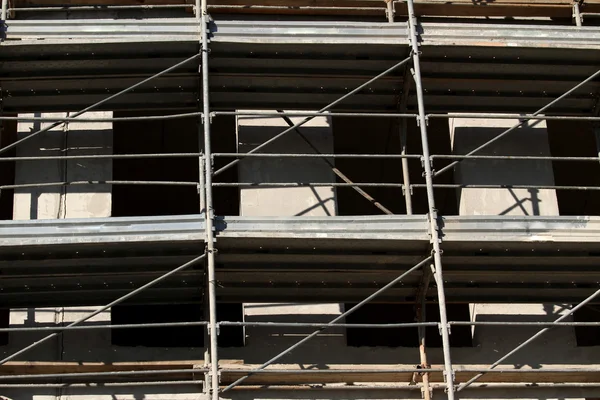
[
  {"x1": 0, "y1": 254, "x2": 207, "y2": 366},
  {"x1": 1, "y1": 0, "x2": 7, "y2": 20},
  {"x1": 199, "y1": 0, "x2": 220, "y2": 398},
  {"x1": 405, "y1": 0, "x2": 456, "y2": 398}
]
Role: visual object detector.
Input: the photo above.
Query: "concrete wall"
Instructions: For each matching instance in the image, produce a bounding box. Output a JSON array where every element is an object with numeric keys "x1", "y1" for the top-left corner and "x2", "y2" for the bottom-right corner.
[
  {"x1": 3, "y1": 303, "x2": 600, "y2": 400},
  {"x1": 237, "y1": 112, "x2": 337, "y2": 217},
  {"x1": 3, "y1": 115, "x2": 600, "y2": 400},
  {"x1": 450, "y1": 117, "x2": 559, "y2": 216},
  {"x1": 11, "y1": 111, "x2": 113, "y2": 365},
  {"x1": 14, "y1": 112, "x2": 112, "y2": 220}
]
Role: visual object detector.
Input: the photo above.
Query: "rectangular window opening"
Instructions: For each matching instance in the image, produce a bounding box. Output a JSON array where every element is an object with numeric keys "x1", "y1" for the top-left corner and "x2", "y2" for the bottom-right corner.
[
  {"x1": 574, "y1": 305, "x2": 600, "y2": 347},
  {"x1": 111, "y1": 303, "x2": 245, "y2": 348},
  {"x1": 344, "y1": 303, "x2": 472, "y2": 348},
  {"x1": 0, "y1": 309, "x2": 9, "y2": 346},
  {"x1": 0, "y1": 117, "x2": 17, "y2": 221}
]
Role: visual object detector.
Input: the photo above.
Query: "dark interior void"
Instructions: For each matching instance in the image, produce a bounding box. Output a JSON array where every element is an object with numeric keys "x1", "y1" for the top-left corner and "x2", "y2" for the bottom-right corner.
[
  {"x1": 112, "y1": 113, "x2": 239, "y2": 217},
  {"x1": 0, "y1": 309, "x2": 8, "y2": 346},
  {"x1": 111, "y1": 303, "x2": 244, "y2": 348},
  {"x1": 573, "y1": 305, "x2": 600, "y2": 347},
  {"x1": 547, "y1": 120, "x2": 600, "y2": 216},
  {"x1": 345, "y1": 303, "x2": 472, "y2": 348},
  {"x1": 332, "y1": 116, "x2": 458, "y2": 216},
  {"x1": 0, "y1": 118, "x2": 16, "y2": 221}
]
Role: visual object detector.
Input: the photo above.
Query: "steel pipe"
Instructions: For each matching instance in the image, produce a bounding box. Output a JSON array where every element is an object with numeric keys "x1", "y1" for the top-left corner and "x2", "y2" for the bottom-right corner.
[
  {"x1": 0, "y1": 112, "x2": 203, "y2": 123},
  {"x1": 212, "y1": 153, "x2": 421, "y2": 159},
  {"x1": 213, "y1": 111, "x2": 417, "y2": 118},
  {"x1": 212, "y1": 56, "x2": 412, "y2": 177},
  {"x1": 221, "y1": 256, "x2": 432, "y2": 393},
  {"x1": 457, "y1": 288, "x2": 600, "y2": 391},
  {"x1": 0, "y1": 253, "x2": 207, "y2": 366},
  {"x1": 219, "y1": 321, "x2": 439, "y2": 328},
  {"x1": 199, "y1": 1, "x2": 220, "y2": 398},
  {"x1": 206, "y1": 5, "x2": 384, "y2": 11},
  {"x1": 0, "y1": 321, "x2": 208, "y2": 333},
  {"x1": 212, "y1": 182, "x2": 405, "y2": 188},
  {"x1": 0, "y1": 380, "x2": 204, "y2": 389},
  {"x1": 434, "y1": 67, "x2": 600, "y2": 178},
  {"x1": 0, "y1": 53, "x2": 201, "y2": 157},
  {"x1": 8, "y1": 4, "x2": 193, "y2": 12},
  {"x1": 0, "y1": 369, "x2": 207, "y2": 382},
  {"x1": 418, "y1": 183, "x2": 600, "y2": 191},
  {"x1": 1, "y1": 181, "x2": 198, "y2": 190},
  {"x1": 0, "y1": 153, "x2": 201, "y2": 162},
  {"x1": 406, "y1": 0, "x2": 456, "y2": 397},
  {"x1": 427, "y1": 114, "x2": 600, "y2": 122},
  {"x1": 432, "y1": 155, "x2": 600, "y2": 162},
  {"x1": 1, "y1": 320, "x2": 598, "y2": 334}
]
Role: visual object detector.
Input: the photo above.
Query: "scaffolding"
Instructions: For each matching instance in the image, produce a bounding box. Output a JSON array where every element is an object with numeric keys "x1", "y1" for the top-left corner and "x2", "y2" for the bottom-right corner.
[{"x1": 1, "y1": 1, "x2": 600, "y2": 399}]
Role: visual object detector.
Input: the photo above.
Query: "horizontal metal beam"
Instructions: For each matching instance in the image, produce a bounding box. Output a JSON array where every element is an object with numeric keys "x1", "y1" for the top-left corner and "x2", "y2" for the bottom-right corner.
[
  {"x1": 3, "y1": 215, "x2": 600, "y2": 253},
  {"x1": 5, "y1": 19, "x2": 600, "y2": 50}
]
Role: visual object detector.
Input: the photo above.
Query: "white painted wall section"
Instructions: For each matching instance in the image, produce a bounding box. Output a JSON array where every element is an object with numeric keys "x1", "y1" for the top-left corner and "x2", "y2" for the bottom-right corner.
[{"x1": 450, "y1": 117, "x2": 559, "y2": 216}]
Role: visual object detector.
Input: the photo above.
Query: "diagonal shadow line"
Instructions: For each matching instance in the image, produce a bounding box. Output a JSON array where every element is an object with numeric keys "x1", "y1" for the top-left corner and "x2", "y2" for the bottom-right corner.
[
  {"x1": 221, "y1": 255, "x2": 433, "y2": 393},
  {"x1": 277, "y1": 111, "x2": 394, "y2": 215},
  {"x1": 499, "y1": 187, "x2": 530, "y2": 216}
]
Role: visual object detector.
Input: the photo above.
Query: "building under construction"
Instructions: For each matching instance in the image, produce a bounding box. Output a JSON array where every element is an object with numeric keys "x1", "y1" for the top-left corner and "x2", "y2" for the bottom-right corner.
[{"x1": 1, "y1": 0, "x2": 600, "y2": 399}]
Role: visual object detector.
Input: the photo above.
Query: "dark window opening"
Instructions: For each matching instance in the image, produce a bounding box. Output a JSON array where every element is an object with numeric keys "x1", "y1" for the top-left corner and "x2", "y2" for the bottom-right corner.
[
  {"x1": 112, "y1": 113, "x2": 239, "y2": 217},
  {"x1": 0, "y1": 309, "x2": 8, "y2": 346},
  {"x1": 332, "y1": 117, "x2": 457, "y2": 216},
  {"x1": 0, "y1": 117, "x2": 17, "y2": 221},
  {"x1": 573, "y1": 305, "x2": 600, "y2": 347},
  {"x1": 547, "y1": 120, "x2": 600, "y2": 216},
  {"x1": 111, "y1": 303, "x2": 244, "y2": 348},
  {"x1": 344, "y1": 303, "x2": 472, "y2": 348},
  {"x1": 215, "y1": 303, "x2": 245, "y2": 348}
]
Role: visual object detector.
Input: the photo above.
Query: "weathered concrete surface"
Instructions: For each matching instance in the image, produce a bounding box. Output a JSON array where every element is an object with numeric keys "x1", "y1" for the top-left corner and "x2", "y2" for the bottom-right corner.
[
  {"x1": 450, "y1": 117, "x2": 559, "y2": 216},
  {"x1": 2, "y1": 114, "x2": 599, "y2": 400},
  {"x1": 237, "y1": 111, "x2": 337, "y2": 217},
  {"x1": 13, "y1": 112, "x2": 112, "y2": 220}
]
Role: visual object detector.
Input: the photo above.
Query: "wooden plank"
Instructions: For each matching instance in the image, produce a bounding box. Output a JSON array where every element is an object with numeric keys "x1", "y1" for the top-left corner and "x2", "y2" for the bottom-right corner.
[
  {"x1": 221, "y1": 364, "x2": 600, "y2": 385},
  {"x1": 10, "y1": 0, "x2": 599, "y2": 17},
  {"x1": 1, "y1": 361, "x2": 600, "y2": 385},
  {"x1": 0, "y1": 360, "x2": 241, "y2": 375},
  {"x1": 12, "y1": 1, "x2": 194, "y2": 5}
]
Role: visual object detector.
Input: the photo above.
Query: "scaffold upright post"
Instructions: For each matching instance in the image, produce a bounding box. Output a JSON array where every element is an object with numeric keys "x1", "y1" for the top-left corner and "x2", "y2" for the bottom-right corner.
[
  {"x1": 200, "y1": 0, "x2": 220, "y2": 398},
  {"x1": 1, "y1": 0, "x2": 7, "y2": 21},
  {"x1": 406, "y1": 0, "x2": 456, "y2": 398},
  {"x1": 386, "y1": 0, "x2": 395, "y2": 22},
  {"x1": 573, "y1": 1, "x2": 583, "y2": 26},
  {"x1": 399, "y1": 69, "x2": 413, "y2": 214},
  {"x1": 195, "y1": 0, "x2": 201, "y2": 18}
]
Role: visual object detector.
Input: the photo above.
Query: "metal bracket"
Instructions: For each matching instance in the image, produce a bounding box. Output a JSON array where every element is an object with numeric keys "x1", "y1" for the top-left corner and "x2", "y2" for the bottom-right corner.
[
  {"x1": 208, "y1": 323, "x2": 220, "y2": 336},
  {"x1": 442, "y1": 369, "x2": 456, "y2": 384}
]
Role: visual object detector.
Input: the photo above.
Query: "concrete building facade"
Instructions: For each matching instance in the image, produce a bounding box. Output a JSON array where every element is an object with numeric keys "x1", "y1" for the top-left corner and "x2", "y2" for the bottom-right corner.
[{"x1": 1, "y1": 1, "x2": 600, "y2": 400}]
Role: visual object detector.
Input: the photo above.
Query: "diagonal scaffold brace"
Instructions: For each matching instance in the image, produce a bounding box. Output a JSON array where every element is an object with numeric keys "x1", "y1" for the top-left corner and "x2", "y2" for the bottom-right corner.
[
  {"x1": 0, "y1": 53, "x2": 202, "y2": 156},
  {"x1": 212, "y1": 56, "x2": 413, "y2": 178},
  {"x1": 0, "y1": 253, "x2": 207, "y2": 366},
  {"x1": 457, "y1": 288, "x2": 600, "y2": 391},
  {"x1": 433, "y1": 66, "x2": 600, "y2": 179},
  {"x1": 276, "y1": 111, "x2": 394, "y2": 215},
  {"x1": 220, "y1": 255, "x2": 433, "y2": 392}
]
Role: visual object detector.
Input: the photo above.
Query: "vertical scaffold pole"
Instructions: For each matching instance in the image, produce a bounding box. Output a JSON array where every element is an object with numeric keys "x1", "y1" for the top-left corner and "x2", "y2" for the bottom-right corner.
[
  {"x1": 199, "y1": 0, "x2": 220, "y2": 398},
  {"x1": 386, "y1": 0, "x2": 395, "y2": 22},
  {"x1": 1, "y1": 0, "x2": 7, "y2": 21},
  {"x1": 405, "y1": 0, "x2": 456, "y2": 398}
]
